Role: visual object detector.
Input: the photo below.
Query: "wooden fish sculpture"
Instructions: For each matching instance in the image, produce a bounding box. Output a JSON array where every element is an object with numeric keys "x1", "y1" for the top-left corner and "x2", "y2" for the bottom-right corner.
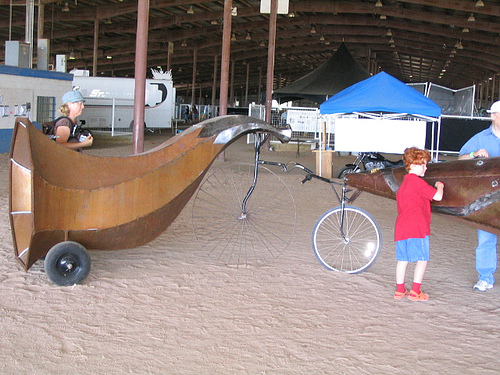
[
  {"x1": 345, "y1": 157, "x2": 500, "y2": 235},
  {"x1": 9, "y1": 116, "x2": 291, "y2": 273}
]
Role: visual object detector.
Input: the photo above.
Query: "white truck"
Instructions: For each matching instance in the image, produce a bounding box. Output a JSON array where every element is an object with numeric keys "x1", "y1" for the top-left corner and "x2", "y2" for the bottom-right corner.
[{"x1": 72, "y1": 70, "x2": 176, "y2": 133}]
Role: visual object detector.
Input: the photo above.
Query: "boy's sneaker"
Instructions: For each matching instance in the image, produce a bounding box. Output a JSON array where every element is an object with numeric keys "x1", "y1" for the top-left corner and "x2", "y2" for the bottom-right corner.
[{"x1": 473, "y1": 280, "x2": 493, "y2": 292}]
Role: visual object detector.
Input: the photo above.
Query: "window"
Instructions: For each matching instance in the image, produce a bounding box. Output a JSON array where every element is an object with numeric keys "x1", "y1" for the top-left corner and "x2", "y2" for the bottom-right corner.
[{"x1": 36, "y1": 96, "x2": 56, "y2": 124}]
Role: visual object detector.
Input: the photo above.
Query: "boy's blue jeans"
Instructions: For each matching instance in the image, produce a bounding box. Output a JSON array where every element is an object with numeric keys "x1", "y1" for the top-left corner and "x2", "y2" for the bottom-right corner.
[{"x1": 476, "y1": 230, "x2": 498, "y2": 285}]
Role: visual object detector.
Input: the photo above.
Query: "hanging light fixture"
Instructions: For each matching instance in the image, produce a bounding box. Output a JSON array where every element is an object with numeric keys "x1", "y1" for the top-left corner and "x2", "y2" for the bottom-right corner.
[
  {"x1": 475, "y1": 0, "x2": 484, "y2": 7},
  {"x1": 386, "y1": 29, "x2": 392, "y2": 36},
  {"x1": 310, "y1": 25, "x2": 316, "y2": 33},
  {"x1": 375, "y1": 0, "x2": 383, "y2": 8},
  {"x1": 456, "y1": 40, "x2": 463, "y2": 49},
  {"x1": 245, "y1": 32, "x2": 251, "y2": 40},
  {"x1": 319, "y1": 35, "x2": 325, "y2": 41},
  {"x1": 380, "y1": 14, "x2": 386, "y2": 19},
  {"x1": 231, "y1": 33, "x2": 237, "y2": 41},
  {"x1": 260, "y1": 40, "x2": 265, "y2": 47},
  {"x1": 288, "y1": 12, "x2": 295, "y2": 17},
  {"x1": 389, "y1": 37, "x2": 395, "y2": 44},
  {"x1": 462, "y1": 27, "x2": 470, "y2": 32},
  {"x1": 62, "y1": 2, "x2": 70, "y2": 11},
  {"x1": 105, "y1": 18, "x2": 112, "y2": 24},
  {"x1": 181, "y1": 40, "x2": 187, "y2": 47},
  {"x1": 69, "y1": 50, "x2": 76, "y2": 60},
  {"x1": 468, "y1": 13, "x2": 475, "y2": 22},
  {"x1": 211, "y1": 20, "x2": 218, "y2": 25},
  {"x1": 187, "y1": 6, "x2": 194, "y2": 14}
]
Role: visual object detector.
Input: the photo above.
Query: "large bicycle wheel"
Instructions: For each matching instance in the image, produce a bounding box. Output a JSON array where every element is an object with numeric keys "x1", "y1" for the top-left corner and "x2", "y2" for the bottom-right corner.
[
  {"x1": 312, "y1": 205, "x2": 382, "y2": 273},
  {"x1": 192, "y1": 163, "x2": 296, "y2": 267}
]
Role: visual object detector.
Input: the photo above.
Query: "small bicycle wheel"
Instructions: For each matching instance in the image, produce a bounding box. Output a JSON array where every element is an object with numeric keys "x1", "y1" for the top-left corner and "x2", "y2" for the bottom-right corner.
[
  {"x1": 312, "y1": 206, "x2": 382, "y2": 273},
  {"x1": 192, "y1": 163, "x2": 296, "y2": 267}
]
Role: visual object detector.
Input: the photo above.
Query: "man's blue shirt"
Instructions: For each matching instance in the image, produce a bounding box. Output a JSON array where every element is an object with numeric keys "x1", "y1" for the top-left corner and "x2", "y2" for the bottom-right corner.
[{"x1": 459, "y1": 125, "x2": 500, "y2": 158}]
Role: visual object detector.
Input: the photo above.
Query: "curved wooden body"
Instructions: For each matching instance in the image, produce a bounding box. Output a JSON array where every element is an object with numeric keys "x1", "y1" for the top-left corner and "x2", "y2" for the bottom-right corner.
[
  {"x1": 9, "y1": 116, "x2": 291, "y2": 271},
  {"x1": 345, "y1": 157, "x2": 500, "y2": 235}
]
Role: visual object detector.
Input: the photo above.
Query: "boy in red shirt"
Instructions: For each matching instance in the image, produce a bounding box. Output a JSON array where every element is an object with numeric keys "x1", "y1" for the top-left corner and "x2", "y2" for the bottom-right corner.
[{"x1": 394, "y1": 147, "x2": 444, "y2": 301}]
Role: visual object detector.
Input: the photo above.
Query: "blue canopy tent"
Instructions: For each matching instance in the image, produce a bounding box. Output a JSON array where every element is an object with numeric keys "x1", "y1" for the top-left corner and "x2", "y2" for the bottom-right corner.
[
  {"x1": 320, "y1": 71, "x2": 441, "y2": 117},
  {"x1": 319, "y1": 72, "x2": 442, "y2": 159}
]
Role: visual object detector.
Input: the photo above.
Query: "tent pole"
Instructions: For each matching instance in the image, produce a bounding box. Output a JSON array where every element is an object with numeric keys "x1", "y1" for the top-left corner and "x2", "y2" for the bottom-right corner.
[{"x1": 435, "y1": 117, "x2": 442, "y2": 162}]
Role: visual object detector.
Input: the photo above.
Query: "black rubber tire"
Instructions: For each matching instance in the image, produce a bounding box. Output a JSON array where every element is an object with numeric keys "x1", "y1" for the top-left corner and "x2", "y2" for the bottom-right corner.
[{"x1": 44, "y1": 241, "x2": 91, "y2": 286}]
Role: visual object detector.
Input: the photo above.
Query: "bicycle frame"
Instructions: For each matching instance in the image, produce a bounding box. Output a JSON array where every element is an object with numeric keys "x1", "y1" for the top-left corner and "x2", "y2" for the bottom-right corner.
[{"x1": 240, "y1": 132, "x2": 271, "y2": 216}]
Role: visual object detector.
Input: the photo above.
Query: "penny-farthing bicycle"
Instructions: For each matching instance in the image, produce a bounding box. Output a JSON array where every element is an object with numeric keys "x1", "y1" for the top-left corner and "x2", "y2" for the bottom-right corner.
[{"x1": 192, "y1": 132, "x2": 382, "y2": 272}]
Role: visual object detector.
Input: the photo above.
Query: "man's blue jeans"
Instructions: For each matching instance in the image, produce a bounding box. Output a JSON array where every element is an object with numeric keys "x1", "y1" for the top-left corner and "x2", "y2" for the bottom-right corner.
[{"x1": 476, "y1": 229, "x2": 498, "y2": 284}]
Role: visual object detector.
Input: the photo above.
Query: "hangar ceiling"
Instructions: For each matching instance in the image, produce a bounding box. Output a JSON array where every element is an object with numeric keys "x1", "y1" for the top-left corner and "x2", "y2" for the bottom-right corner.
[{"x1": 1, "y1": 0, "x2": 499, "y2": 103}]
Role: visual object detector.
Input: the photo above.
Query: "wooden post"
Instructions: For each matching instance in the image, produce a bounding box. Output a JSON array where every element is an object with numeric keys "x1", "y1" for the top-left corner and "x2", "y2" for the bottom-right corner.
[
  {"x1": 132, "y1": 0, "x2": 149, "y2": 154},
  {"x1": 191, "y1": 48, "x2": 197, "y2": 106},
  {"x1": 212, "y1": 55, "x2": 218, "y2": 111},
  {"x1": 219, "y1": 0, "x2": 232, "y2": 116},
  {"x1": 265, "y1": 0, "x2": 278, "y2": 124},
  {"x1": 92, "y1": 18, "x2": 99, "y2": 77}
]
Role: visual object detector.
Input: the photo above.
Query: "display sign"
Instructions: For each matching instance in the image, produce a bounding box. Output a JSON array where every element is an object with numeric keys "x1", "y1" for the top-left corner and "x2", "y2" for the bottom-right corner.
[{"x1": 334, "y1": 118, "x2": 426, "y2": 154}]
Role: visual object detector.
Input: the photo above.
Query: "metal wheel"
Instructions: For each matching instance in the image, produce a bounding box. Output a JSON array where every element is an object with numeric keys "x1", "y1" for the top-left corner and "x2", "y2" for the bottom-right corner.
[
  {"x1": 312, "y1": 206, "x2": 382, "y2": 273},
  {"x1": 44, "y1": 241, "x2": 91, "y2": 286},
  {"x1": 192, "y1": 163, "x2": 296, "y2": 267}
]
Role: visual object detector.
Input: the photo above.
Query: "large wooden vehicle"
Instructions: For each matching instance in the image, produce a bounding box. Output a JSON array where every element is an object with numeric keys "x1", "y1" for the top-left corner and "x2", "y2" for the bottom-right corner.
[
  {"x1": 345, "y1": 158, "x2": 500, "y2": 236},
  {"x1": 11, "y1": 114, "x2": 500, "y2": 285},
  {"x1": 9, "y1": 116, "x2": 291, "y2": 286}
]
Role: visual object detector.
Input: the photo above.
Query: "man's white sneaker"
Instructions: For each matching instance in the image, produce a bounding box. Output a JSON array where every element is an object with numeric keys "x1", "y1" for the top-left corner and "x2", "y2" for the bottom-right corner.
[{"x1": 473, "y1": 280, "x2": 493, "y2": 292}]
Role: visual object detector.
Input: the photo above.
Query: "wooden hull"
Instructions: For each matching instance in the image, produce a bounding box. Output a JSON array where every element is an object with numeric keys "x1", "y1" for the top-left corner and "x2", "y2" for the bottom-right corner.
[
  {"x1": 345, "y1": 157, "x2": 500, "y2": 235},
  {"x1": 9, "y1": 116, "x2": 291, "y2": 271}
]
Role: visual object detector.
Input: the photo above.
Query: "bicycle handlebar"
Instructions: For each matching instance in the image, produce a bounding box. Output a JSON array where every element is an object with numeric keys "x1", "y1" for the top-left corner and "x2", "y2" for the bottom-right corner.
[
  {"x1": 302, "y1": 173, "x2": 335, "y2": 185},
  {"x1": 259, "y1": 160, "x2": 346, "y2": 186},
  {"x1": 258, "y1": 159, "x2": 357, "y2": 206},
  {"x1": 282, "y1": 162, "x2": 340, "y2": 185}
]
